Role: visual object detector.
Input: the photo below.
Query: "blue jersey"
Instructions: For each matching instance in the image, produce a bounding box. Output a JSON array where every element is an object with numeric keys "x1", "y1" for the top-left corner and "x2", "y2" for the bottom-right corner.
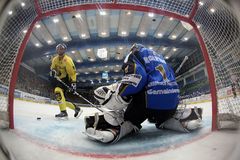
[
  {"x1": 120, "y1": 47, "x2": 179, "y2": 110},
  {"x1": 118, "y1": 53, "x2": 147, "y2": 96}
]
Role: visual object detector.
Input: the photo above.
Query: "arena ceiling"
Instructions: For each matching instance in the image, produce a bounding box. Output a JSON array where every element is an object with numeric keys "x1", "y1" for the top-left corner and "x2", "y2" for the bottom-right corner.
[{"x1": 22, "y1": 9, "x2": 201, "y2": 85}]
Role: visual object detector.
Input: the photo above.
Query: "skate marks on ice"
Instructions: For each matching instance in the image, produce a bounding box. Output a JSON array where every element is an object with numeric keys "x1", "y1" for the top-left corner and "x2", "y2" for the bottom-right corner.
[{"x1": 14, "y1": 100, "x2": 212, "y2": 156}]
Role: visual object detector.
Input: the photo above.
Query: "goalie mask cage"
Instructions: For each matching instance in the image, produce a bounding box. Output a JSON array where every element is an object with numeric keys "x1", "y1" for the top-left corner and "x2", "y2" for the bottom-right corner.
[{"x1": 0, "y1": 0, "x2": 239, "y2": 130}]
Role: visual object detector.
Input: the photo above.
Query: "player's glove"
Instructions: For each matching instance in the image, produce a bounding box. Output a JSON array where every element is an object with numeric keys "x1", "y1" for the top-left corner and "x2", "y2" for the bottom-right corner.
[
  {"x1": 49, "y1": 70, "x2": 57, "y2": 78},
  {"x1": 69, "y1": 82, "x2": 77, "y2": 94}
]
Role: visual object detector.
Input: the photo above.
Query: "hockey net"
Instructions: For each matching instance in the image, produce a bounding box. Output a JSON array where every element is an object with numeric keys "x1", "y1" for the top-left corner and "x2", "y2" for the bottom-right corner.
[
  {"x1": 193, "y1": 0, "x2": 240, "y2": 129},
  {"x1": 0, "y1": 0, "x2": 239, "y2": 129}
]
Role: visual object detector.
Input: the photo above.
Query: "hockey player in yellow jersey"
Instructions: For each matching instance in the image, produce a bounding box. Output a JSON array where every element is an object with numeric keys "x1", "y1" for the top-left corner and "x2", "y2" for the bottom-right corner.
[{"x1": 50, "y1": 43, "x2": 82, "y2": 119}]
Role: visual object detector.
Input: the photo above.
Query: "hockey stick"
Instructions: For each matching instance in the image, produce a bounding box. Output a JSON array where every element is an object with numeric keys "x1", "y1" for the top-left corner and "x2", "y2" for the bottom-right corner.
[
  {"x1": 55, "y1": 77, "x2": 124, "y2": 125},
  {"x1": 55, "y1": 77, "x2": 103, "y2": 112},
  {"x1": 175, "y1": 56, "x2": 189, "y2": 74}
]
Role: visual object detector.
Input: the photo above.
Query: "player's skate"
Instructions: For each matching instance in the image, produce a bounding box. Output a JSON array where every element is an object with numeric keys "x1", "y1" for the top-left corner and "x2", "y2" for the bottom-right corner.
[
  {"x1": 55, "y1": 110, "x2": 68, "y2": 120},
  {"x1": 74, "y1": 106, "x2": 83, "y2": 118}
]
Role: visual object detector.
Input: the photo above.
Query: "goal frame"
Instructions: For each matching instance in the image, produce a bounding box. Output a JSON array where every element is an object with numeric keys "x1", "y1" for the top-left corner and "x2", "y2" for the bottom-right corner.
[{"x1": 8, "y1": 0, "x2": 218, "y2": 130}]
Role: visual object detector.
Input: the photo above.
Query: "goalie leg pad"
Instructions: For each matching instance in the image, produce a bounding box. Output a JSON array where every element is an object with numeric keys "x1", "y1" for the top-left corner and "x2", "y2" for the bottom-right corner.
[
  {"x1": 84, "y1": 113, "x2": 116, "y2": 130},
  {"x1": 103, "y1": 110, "x2": 125, "y2": 126},
  {"x1": 102, "y1": 91, "x2": 130, "y2": 111},
  {"x1": 159, "y1": 107, "x2": 203, "y2": 132},
  {"x1": 85, "y1": 121, "x2": 139, "y2": 144},
  {"x1": 174, "y1": 107, "x2": 203, "y2": 121},
  {"x1": 85, "y1": 128, "x2": 116, "y2": 143},
  {"x1": 158, "y1": 118, "x2": 190, "y2": 132},
  {"x1": 111, "y1": 121, "x2": 140, "y2": 143}
]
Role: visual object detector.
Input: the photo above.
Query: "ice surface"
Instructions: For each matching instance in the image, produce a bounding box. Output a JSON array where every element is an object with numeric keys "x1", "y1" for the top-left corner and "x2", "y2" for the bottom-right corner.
[{"x1": 13, "y1": 99, "x2": 211, "y2": 156}]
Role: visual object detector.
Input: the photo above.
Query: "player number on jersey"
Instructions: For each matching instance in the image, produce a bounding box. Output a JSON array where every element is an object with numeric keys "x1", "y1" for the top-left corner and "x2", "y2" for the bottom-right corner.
[{"x1": 155, "y1": 64, "x2": 168, "y2": 81}]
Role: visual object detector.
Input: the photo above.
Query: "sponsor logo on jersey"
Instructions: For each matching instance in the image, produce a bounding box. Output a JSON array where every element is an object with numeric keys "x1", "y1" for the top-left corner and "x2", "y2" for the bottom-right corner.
[{"x1": 147, "y1": 88, "x2": 180, "y2": 95}]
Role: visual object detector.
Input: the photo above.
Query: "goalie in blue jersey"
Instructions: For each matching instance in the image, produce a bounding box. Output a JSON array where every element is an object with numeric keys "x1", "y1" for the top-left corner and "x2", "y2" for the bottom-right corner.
[{"x1": 84, "y1": 44, "x2": 203, "y2": 143}]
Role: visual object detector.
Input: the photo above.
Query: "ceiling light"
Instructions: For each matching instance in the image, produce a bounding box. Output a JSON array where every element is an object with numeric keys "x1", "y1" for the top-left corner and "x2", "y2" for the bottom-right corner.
[
  {"x1": 171, "y1": 35, "x2": 177, "y2": 39},
  {"x1": 99, "y1": 11, "x2": 106, "y2": 16},
  {"x1": 35, "y1": 43, "x2": 40, "y2": 47},
  {"x1": 163, "y1": 47, "x2": 167, "y2": 51},
  {"x1": 71, "y1": 51, "x2": 75, "y2": 54},
  {"x1": 8, "y1": 11, "x2": 13, "y2": 15},
  {"x1": 63, "y1": 36, "x2": 68, "y2": 40},
  {"x1": 169, "y1": 17, "x2": 173, "y2": 21},
  {"x1": 75, "y1": 14, "x2": 81, "y2": 18},
  {"x1": 149, "y1": 47, "x2": 153, "y2": 50},
  {"x1": 119, "y1": 47, "x2": 123, "y2": 50},
  {"x1": 140, "y1": 31, "x2": 145, "y2": 35},
  {"x1": 85, "y1": 72, "x2": 89, "y2": 74},
  {"x1": 21, "y1": 2, "x2": 26, "y2": 7},
  {"x1": 197, "y1": 25, "x2": 201, "y2": 29},
  {"x1": 157, "y1": 33, "x2": 163, "y2": 37},
  {"x1": 81, "y1": 34, "x2": 86, "y2": 38},
  {"x1": 53, "y1": 18, "x2": 59, "y2": 23},
  {"x1": 173, "y1": 48, "x2": 177, "y2": 52},
  {"x1": 165, "y1": 56, "x2": 169, "y2": 59},
  {"x1": 210, "y1": 8, "x2": 215, "y2": 13},
  {"x1": 47, "y1": 40, "x2": 52, "y2": 44},
  {"x1": 101, "y1": 32, "x2": 107, "y2": 36},
  {"x1": 121, "y1": 31, "x2": 127, "y2": 35},
  {"x1": 148, "y1": 13, "x2": 154, "y2": 17},
  {"x1": 86, "y1": 48, "x2": 91, "y2": 52},
  {"x1": 23, "y1": 30, "x2": 27, "y2": 33},
  {"x1": 35, "y1": 24, "x2": 41, "y2": 28},
  {"x1": 77, "y1": 60, "x2": 81, "y2": 62},
  {"x1": 184, "y1": 37, "x2": 189, "y2": 41},
  {"x1": 199, "y1": 1, "x2": 204, "y2": 6},
  {"x1": 126, "y1": 11, "x2": 131, "y2": 15}
]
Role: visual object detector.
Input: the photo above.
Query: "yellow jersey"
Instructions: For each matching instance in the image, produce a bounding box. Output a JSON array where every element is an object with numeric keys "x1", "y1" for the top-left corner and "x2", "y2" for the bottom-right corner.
[{"x1": 50, "y1": 54, "x2": 76, "y2": 82}]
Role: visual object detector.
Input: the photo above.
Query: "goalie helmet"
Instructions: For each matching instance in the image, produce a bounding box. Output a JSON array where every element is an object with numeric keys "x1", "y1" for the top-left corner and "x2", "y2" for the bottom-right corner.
[{"x1": 130, "y1": 43, "x2": 145, "y2": 54}]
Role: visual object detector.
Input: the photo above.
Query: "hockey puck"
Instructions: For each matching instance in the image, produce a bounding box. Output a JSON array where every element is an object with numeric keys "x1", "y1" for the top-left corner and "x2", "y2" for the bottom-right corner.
[{"x1": 37, "y1": 117, "x2": 41, "y2": 120}]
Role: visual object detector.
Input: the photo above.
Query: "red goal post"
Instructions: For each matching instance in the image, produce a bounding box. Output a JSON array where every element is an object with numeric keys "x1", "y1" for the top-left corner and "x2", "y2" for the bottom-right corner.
[{"x1": 0, "y1": 0, "x2": 239, "y2": 130}]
